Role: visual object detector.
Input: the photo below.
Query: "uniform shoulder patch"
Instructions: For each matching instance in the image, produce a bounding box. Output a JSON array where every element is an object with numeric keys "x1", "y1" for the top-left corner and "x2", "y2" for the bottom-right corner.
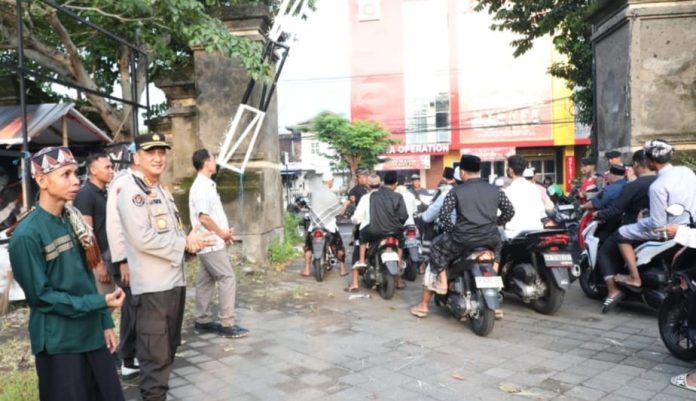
[{"x1": 132, "y1": 194, "x2": 145, "y2": 207}]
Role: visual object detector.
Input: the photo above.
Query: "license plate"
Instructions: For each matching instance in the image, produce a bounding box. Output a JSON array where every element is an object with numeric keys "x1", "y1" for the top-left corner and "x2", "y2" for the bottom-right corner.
[
  {"x1": 404, "y1": 239, "x2": 420, "y2": 247},
  {"x1": 381, "y1": 252, "x2": 400, "y2": 263},
  {"x1": 475, "y1": 276, "x2": 503, "y2": 289},
  {"x1": 543, "y1": 253, "x2": 574, "y2": 266}
]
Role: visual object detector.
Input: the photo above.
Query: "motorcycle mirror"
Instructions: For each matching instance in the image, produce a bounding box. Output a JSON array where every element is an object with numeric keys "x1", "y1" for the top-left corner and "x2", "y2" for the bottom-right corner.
[{"x1": 666, "y1": 204, "x2": 685, "y2": 217}]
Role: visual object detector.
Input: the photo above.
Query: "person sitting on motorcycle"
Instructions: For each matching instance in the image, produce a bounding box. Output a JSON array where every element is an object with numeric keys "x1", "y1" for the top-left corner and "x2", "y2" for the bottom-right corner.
[
  {"x1": 523, "y1": 168, "x2": 554, "y2": 213},
  {"x1": 503, "y1": 155, "x2": 547, "y2": 240},
  {"x1": 594, "y1": 150, "x2": 657, "y2": 309},
  {"x1": 577, "y1": 157, "x2": 602, "y2": 205},
  {"x1": 417, "y1": 167, "x2": 458, "y2": 274},
  {"x1": 349, "y1": 172, "x2": 408, "y2": 292},
  {"x1": 301, "y1": 172, "x2": 347, "y2": 277},
  {"x1": 608, "y1": 139, "x2": 696, "y2": 304},
  {"x1": 579, "y1": 164, "x2": 627, "y2": 213},
  {"x1": 410, "y1": 154, "x2": 514, "y2": 317}
]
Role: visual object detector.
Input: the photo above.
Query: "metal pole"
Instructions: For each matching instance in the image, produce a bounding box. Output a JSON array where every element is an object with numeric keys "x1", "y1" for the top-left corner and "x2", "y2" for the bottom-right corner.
[
  {"x1": 16, "y1": 0, "x2": 30, "y2": 212},
  {"x1": 62, "y1": 116, "x2": 68, "y2": 147}
]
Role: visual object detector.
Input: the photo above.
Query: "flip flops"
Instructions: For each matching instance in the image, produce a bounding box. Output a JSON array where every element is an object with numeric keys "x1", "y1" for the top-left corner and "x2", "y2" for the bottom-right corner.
[
  {"x1": 601, "y1": 292, "x2": 626, "y2": 314},
  {"x1": 300, "y1": 272, "x2": 311, "y2": 277},
  {"x1": 339, "y1": 271, "x2": 350, "y2": 277},
  {"x1": 344, "y1": 287, "x2": 359, "y2": 293},
  {"x1": 614, "y1": 275, "x2": 642, "y2": 292},
  {"x1": 410, "y1": 306, "x2": 428, "y2": 318},
  {"x1": 671, "y1": 372, "x2": 696, "y2": 392}
]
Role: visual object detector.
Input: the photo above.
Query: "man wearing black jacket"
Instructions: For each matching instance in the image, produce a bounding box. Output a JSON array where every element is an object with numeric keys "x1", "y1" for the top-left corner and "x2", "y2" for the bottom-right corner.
[
  {"x1": 595, "y1": 150, "x2": 657, "y2": 306},
  {"x1": 348, "y1": 171, "x2": 408, "y2": 291},
  {"x1": 411, "y1": 155, "x2": 514, "y2": 317}
]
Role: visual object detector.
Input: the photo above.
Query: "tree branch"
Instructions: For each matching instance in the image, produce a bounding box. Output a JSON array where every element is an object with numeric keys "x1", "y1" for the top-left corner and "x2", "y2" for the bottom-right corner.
[{"x1": 61, "y1": 4, "x2": 163, "y2": 23}]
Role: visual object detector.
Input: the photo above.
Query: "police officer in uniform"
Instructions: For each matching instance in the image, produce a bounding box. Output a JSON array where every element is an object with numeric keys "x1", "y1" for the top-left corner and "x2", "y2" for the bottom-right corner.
[{"x1": 116, "y1": 133, "x2": 211, "y2": 401}]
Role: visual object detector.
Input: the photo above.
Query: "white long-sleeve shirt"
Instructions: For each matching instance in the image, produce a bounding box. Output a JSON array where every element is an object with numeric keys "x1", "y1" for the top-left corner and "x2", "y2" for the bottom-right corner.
[
  {"x1": 503, "y1": 178, "x2": 547, "y2": 239},
  {"x1": 675, "y1": 226, "x2": 696, "y2": 248},
  {"x1": 351, "y1": 190, "x2": 375, "y2": 229}
]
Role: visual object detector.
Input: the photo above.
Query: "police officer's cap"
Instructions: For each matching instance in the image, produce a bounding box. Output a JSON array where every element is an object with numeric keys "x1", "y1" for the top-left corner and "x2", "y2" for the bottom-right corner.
[
  {"x1": 135, "y1": 133, "x2": 171, "y2": 151},
  {"x1": 356, "y1": 167, "x2": 369, "y2": 176}
]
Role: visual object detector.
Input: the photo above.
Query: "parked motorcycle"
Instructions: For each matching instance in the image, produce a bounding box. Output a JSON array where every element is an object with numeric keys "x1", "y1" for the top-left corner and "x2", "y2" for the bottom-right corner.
[
  {"x1": 499, "y1": 229, "x2": 580, "y2": 315},
  {"x1": 358, "y1": 235, "x2": 402, "y2": 300},
  {"x1": 402, "y1": 224, "x2": 421, "y2": 282},
  {"x1": 309, "y1": 226, "x2": 338, "y2": 282},
  {"x1": 658, "y1": 204, "x2": 696, "y2": 361},
  {"x1": 433, "y1": 247, "x2": 502, "y2": 337}
]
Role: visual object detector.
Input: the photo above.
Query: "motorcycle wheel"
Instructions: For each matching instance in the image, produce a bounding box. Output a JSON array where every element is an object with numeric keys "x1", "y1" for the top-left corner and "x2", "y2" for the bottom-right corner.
[
  {"x1": 403, "y1": 259, "x2": 418, "y2": 282},
  {"x1": 470, "y1": 300, "x2": 495, "y2": 337},
  {"x1": 313, "y1": 258, "x2": 324, "y2": 282},
  {"x1": 530, "y1": 268, "x2": 565, "y2": 315},
  {"x1": 379, "y1": 273, "x2": 396, "y2": 300},
  {"x1": 659, "y1": 292, "x2": 696, "y2": 362},
  {"x1": 578, "y1": 256, "x2": 606, "y2": 300}
]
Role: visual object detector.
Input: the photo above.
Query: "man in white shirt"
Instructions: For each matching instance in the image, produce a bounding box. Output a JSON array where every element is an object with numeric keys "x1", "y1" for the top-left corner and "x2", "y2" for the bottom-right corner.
[
  {"x1": 503, "y1": 155, "x2": 547, "y2": 239},
  {"x1": 189, "y1": 149, "x2": 248, "y2": 339},
  {"x1": 301, "y1": 172, "x2": 346, "y2": 277}
]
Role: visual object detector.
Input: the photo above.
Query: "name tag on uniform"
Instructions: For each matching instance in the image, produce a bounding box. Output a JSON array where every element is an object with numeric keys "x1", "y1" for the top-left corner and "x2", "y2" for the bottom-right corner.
[{"x1": 149, "y1": 199, "x2": 162, "y2": 205}]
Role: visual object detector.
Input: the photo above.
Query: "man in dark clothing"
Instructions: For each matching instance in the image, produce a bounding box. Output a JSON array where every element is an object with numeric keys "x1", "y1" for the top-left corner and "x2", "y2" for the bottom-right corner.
[
  {"x1": 411, "y1": 154, "x2": 514, "y2": 317},
  {"x1": 354, "y1": 171, "x2": 409, "y2": 268},
  {"x1": 595, "y1": 150, "x2": 657, "y2": 302},
  {"x1": 74, "y1": 153, "x2": 115, "y2": 294},
  {"x1": 348, "y1": 172, "x2": 408, "y2": 291}
]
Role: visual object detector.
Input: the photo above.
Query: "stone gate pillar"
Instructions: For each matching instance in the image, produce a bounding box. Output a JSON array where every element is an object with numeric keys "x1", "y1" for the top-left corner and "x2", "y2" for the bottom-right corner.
[
  {"x1": 154, "y1": 5, "x2": 284, "y2": 266},
  {"x1": 589, "y1": 0, "x2": 696, "y2": 163}
]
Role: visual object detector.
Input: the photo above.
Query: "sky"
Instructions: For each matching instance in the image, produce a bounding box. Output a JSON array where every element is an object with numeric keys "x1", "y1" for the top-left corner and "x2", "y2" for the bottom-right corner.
[{"x1": 276, "y1": 1, "x2": 350, "y2": 131}]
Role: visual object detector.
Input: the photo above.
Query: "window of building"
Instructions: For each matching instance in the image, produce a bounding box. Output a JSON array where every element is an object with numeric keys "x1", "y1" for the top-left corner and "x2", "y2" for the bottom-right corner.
[{"x1": 310, "y1": 142, "x2": 320, "y2": 155}]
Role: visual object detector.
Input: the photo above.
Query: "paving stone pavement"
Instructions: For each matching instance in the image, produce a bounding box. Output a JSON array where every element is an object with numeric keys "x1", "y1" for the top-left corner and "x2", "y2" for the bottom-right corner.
[{"x1": 122, "y1": 241, "x2": 696, "y2": 401}]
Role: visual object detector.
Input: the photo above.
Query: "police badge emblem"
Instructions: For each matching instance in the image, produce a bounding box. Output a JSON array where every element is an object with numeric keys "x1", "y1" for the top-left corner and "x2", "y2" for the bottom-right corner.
[{"x1": 132, "y1": 194, "x2": 145, "y2": 206}]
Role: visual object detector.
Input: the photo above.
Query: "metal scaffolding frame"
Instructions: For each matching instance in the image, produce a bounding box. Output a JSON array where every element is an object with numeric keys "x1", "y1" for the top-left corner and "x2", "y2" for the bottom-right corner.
[{"x1": 0, "y1": 0, "x2": 151, "y2": 210}]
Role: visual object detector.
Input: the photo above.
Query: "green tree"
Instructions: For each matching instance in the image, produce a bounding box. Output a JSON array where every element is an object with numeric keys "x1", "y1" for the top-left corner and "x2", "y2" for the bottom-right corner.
[
  {"x1": 309, "y1": 111, "x2": 396, "y2": 182},
  {"x1": 474, "y1": 0, "x2": 594, "y2": 124},
  {"x1": 0, "y1": 0, "x2": 311, "y2": 139}
]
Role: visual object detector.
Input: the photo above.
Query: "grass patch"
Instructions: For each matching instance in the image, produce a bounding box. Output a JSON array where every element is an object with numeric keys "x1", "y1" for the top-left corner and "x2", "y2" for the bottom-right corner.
[
  {"x1": 0, "y1": 369, "x2": 38, "y2": 401},
  {"x1": 268, "y1": 213, "x2": 303, "y2": 268}
]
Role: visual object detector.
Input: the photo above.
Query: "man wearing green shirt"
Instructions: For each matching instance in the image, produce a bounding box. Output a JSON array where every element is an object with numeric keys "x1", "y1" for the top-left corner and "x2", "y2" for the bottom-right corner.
[{"x1": 9, "y1": 146, "x2": 126, "y2": 401}]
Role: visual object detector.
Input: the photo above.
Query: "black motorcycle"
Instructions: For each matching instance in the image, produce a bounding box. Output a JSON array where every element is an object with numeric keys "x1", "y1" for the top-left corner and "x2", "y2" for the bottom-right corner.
[
  {"x1": 434, "y1": 247, "x2": 502, "y2": 337},
  {"x1": 658, "y1": 204, "x2": 696, "y2": 361},
  {"x1": 402, "y1": 224, "x2": 421, "y2": 282},
  {"x1": 548, "y1": 202, "x2": 580, "y2": 261},
  {"x1": 358, "y1": 236, "x2": 402, "y2": 300},
  {"x1": 309, "y1": 226, "x2": 338, "y2": 282},
  {"x1": 499, "y1": 229, "x2": 580, "y2": 315}
]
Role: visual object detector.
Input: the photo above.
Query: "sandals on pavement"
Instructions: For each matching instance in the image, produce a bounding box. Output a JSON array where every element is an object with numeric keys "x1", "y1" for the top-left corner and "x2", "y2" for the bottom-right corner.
[
  {"x1": 602, "y1": 292, "x2": 626, "y2": 314},
  {"x1": 671, "y1": 372, "x2": 696, "y2": 392},
  {"x1": 344, "y1": 287, "x2": 359, "y2": 293},
  {"x1": 339, "y1": 271, "x2": 350, "y2": 277},
  {"x1": 300, "y1": 272, "x2": 311, "y2": 277},
  {"x1": 410, "y1": 306, "x2": 428, "y2": 318}
]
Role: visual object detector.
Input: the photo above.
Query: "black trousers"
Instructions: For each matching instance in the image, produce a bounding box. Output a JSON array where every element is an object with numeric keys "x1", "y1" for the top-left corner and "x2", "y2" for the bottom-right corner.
[
  {"x1": 113, "y1": 272, "x2": 137, "y2": 364},
  {"x1": 35, "y1": 347, "x2": 124, "y2": 401},
  {"x1": 597, "y1": 232, "x2": 625, "y2": 280},
  {"x1": 430, "y1": 233, "x2": 500, "y2": 274},
  {"x1": 136, "y1": 287, "x2": 185, "y2": 401}
]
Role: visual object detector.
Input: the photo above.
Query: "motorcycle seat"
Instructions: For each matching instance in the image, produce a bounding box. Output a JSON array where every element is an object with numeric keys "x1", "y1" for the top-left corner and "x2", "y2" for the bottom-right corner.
[
  {"x1": 641, "y1": 267, "x2": 667, "y2": 286},
  {"x1": 510, "y1": 229, "x2": 567, "y2": 243}
]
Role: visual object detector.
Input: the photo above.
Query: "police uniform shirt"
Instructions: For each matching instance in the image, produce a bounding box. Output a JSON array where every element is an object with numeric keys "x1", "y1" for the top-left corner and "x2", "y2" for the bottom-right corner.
[{"x1": 116, "y1": 176, "x2": 187, "y2": 295}]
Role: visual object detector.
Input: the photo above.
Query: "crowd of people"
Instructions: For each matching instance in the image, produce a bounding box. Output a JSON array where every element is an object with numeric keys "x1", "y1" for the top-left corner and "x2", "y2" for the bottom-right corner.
[
  {"x1": 9, "y1": 134, "x2": 247, "y2": 401},
  {"x1": 302, "y1": 138, "x2": 696, "y2": 393},
  {"x1": 7, "y1": 135, "x2": 696, "y2": 399}
]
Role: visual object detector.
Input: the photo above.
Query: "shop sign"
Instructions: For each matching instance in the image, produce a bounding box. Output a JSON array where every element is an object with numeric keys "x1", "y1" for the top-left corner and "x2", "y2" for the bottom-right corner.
[
  {"x1": 564, "y1": 155, "x2": 575, "y2": 192},
  {"x1": 460, "y1": 147, "x2": 515, "y2": 162},
  {"x1": 385, "y1": 143, "x2": 450, "y2": 155},
  {"x1": 376, "y1": 155, "x2": 431, "y2": 171}
]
